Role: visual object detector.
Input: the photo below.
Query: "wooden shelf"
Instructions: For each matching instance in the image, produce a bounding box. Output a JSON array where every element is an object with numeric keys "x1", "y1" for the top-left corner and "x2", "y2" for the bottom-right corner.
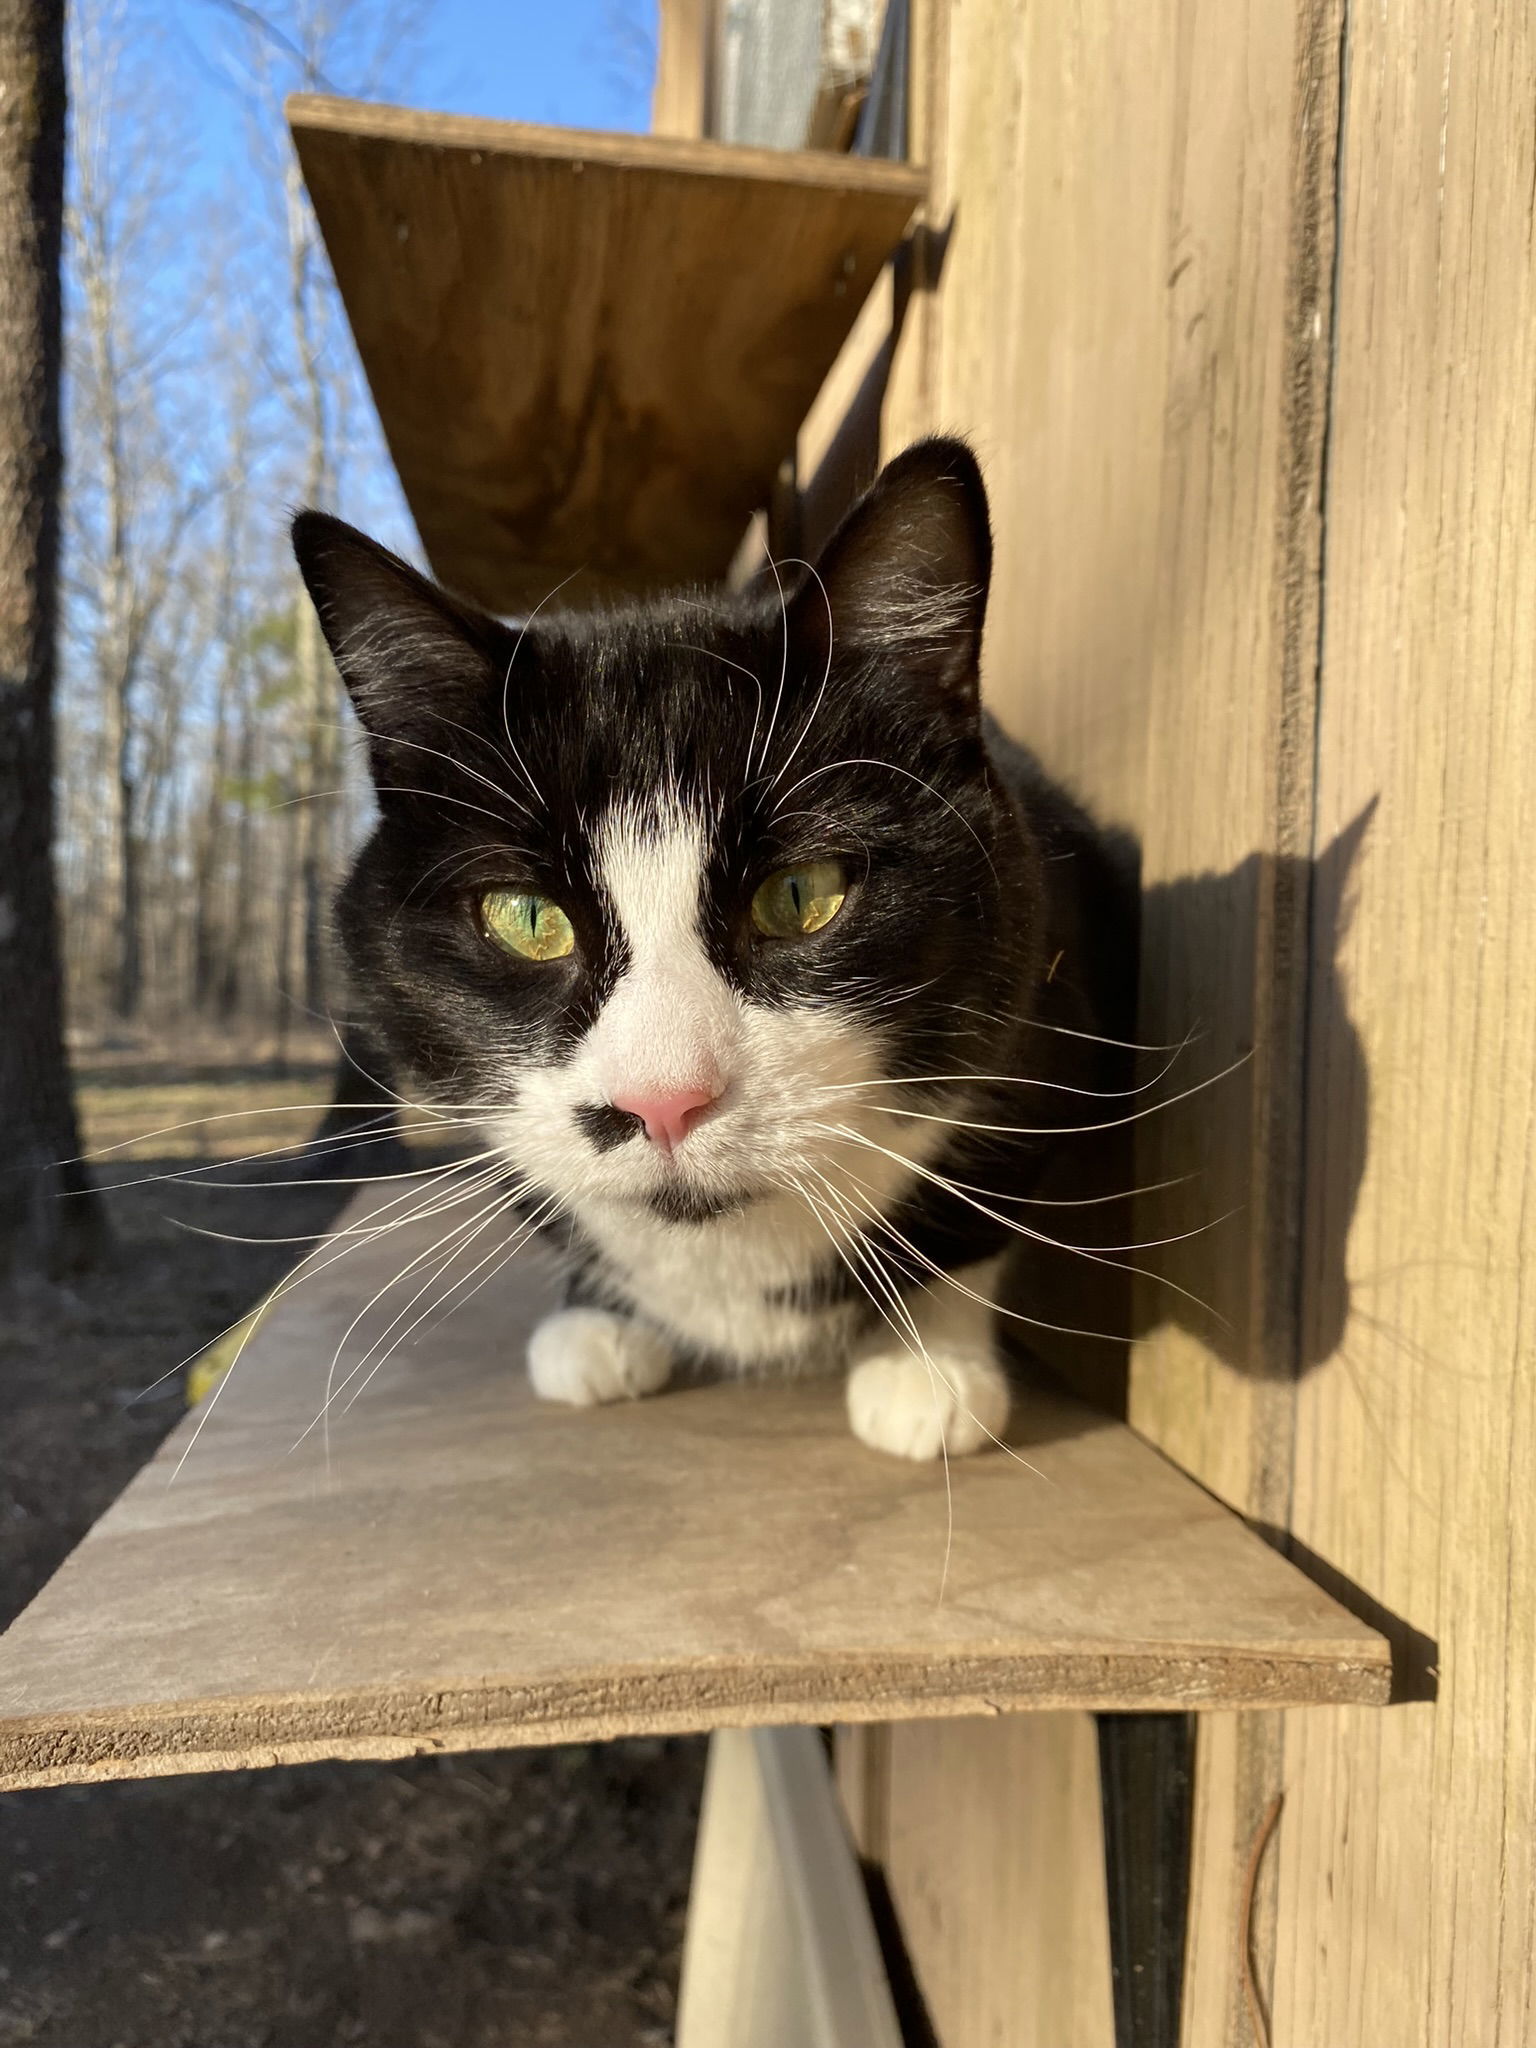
[
  {"x1": 0, "y1": 1187, "x2": 1387, "y2": 1791},
  {"x1": 286, "y1": 96, "x2": 927, "y2": 613}
]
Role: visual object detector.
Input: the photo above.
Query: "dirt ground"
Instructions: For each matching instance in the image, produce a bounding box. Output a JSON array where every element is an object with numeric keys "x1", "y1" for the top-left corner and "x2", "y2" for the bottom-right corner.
[{"x1": 0, "y1": 1044, "x2": 704, "y2": 2048}]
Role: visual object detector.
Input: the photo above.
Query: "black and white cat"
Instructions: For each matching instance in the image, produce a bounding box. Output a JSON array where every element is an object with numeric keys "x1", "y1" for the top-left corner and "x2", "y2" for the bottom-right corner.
[{"x1": 293, "y1": 440, "x2": 1134, "y2": 1461}]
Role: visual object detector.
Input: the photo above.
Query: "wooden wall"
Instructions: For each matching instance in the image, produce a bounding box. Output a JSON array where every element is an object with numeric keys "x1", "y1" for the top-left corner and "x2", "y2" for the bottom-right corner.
[
  {"x1": 823, "y1": 0, "x2": 1535, "y2": 2041},
  {"x1": 1273, "y1": 5, "x2": 1536, "y2": 2038},
  {"x1": 653, "y1": 0, "x2": 1535, "y2": 2033}
]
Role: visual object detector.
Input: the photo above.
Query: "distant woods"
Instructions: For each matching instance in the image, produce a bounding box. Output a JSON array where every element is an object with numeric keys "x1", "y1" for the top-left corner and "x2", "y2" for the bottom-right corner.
[{"x1": 56, "y1": 0, "x2": 426, "y2": 1046}]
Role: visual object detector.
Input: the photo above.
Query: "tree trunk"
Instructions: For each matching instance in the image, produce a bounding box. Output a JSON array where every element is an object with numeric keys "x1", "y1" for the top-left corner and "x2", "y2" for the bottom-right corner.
[
  {"x1": 193, "y1": 610, "x2": 237, "y2": 1012},
  {"x1": 113, "y1": 703, "x2": 142, "y2": 1018},
  {"x1": 0, "y1": 0, "x2": 104, "y2": 1284},
  {"x1": 218, "y1": 692, "x2": 256, "y2": 1021}
]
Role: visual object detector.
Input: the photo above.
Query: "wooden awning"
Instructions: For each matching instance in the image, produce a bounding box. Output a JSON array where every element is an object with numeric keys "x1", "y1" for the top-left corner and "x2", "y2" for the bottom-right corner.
[{"x1": 287, "y1": 95, "x2": 926, "y2": 613}]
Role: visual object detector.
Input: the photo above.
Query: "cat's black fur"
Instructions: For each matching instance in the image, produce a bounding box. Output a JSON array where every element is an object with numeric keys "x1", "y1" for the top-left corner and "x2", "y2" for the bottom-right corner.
[{"x1": 294, "y1": 439, "x2": 1137, "y2": 1385}]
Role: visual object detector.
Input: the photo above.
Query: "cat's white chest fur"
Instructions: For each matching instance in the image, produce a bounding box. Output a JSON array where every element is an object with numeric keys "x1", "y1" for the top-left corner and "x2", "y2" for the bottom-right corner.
[{"x1": 574, "y1": 1189, "x2": 856, "y2": 1369}]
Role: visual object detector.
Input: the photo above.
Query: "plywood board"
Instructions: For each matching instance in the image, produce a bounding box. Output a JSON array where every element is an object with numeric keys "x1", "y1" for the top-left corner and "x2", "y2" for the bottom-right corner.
[
  {"x1": 287, "y1": 95, "x2": 924, "y2": 614},
  {"x1": 0, "y1": 1186, "x2": 1385, "y2": 1792}
]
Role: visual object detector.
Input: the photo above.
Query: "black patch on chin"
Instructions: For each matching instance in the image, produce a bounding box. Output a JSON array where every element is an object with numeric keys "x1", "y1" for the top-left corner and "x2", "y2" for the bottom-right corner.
[
  {"x1": 648, "y1": 1182, "x2": 754, "y2": 1225},
  {"x1": 576, "y1": 1102, "x2": 644, "y2": 1152}
]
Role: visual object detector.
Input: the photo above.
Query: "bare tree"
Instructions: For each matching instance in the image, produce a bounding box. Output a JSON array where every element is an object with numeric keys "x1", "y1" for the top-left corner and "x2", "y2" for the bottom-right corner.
[
  {"x1": 0, "y1": 0, "x2": 102, "y2": 1286},
  {"x1": 46, "y1": 1, "x2": 428, "y2": 1053},
  {"x1": 67, "y1": 3, "x2": 209, "y2": 1020}
]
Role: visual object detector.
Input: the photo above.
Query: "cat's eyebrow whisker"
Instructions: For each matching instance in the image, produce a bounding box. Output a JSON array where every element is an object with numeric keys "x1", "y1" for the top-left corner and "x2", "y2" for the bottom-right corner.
[
  {"x1": 370, "y1": 784, "x2": 531, "y2": 832},
  {"x1": 762, "y1": 555, "x2": 834, "y2": 791},
  {"x1": 666, "y1": 640, "x2": 766, "y2": 783},
  {"x1": 418, "y1": 707, "x2": 532, "y2": 805},
  {"x1": 770, "y1": 757, "x2": 998, "y2": 882},
  {"x1": 395, "y1": 843, "x2": 539, "y2": 923},
  {"x1": 323, "y1": 715, "x2": 537, "y2": 825},
  {"x1": 749, "y1": 554, "x2": 793, "y2": 781},
  {"x1": 500, "y1": 565, "x2": 584, "y2": 805}
]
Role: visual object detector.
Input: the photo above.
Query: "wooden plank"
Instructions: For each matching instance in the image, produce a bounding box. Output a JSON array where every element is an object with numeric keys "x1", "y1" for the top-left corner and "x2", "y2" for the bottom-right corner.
[
  {"x1": 862, "y1": 0, "x2": 1171, "y2": 2026},
  {"x1": 848, "y1": 0, "x2": 1350, "y2": 2035},
  {"x1": 652, "y1": 0, "x2": 717, "y2": 140},
  {"x1": 849, "y1": 1715, "x2": 1118, "y2": 2048},
  {"x1": 677, "y1": 1727, "x2": 902, "y2": 2048},
  {"x1": 0, "y1": 1186, "x2": 1386, "y2": 1792},
  {"x1": 1269, "y1": 4, "x2": 1536, "y2": 2041},
  {"x1": 287, "y1": 95, "x2": 924, "y2": 614}
]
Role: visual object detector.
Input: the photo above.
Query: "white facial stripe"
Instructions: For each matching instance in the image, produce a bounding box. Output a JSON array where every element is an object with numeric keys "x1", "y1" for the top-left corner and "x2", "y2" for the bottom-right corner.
[
  {"x1": 483, "y1": 796, "x2": 950, "y2": 1371},
  {"x1": 586, "y1": 800, "x2": 741, "y2": 1100}
]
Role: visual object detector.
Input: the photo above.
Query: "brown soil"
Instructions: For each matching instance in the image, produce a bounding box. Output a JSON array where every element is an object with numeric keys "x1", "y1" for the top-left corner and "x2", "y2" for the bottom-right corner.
[{"x1": 0, "y1": 1049, "x2": 704, "y2": 2048}]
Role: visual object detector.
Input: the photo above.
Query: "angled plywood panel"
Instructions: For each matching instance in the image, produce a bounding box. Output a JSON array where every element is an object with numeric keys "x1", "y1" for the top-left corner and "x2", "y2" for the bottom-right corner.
[
  {"x1": 0, "y1": 1187, "x2": 1385, "y2": 1792},
  {"x1": 287, "y1": 95, "x2": 925, "y2": 614}
]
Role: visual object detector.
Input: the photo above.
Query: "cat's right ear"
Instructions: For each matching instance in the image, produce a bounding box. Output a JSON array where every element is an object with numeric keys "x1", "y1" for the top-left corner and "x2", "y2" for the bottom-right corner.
[
  {"x1": 291, "y1": 511, "x2": 501, "y2": 744},
  {"x1": 791, "y1": 438, "x2": 993, "y2": 708}
]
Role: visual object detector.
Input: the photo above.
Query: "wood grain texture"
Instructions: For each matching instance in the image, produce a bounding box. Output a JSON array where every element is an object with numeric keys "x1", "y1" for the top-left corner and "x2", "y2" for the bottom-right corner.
[
  {"x1": 0, "y1": 1187, "x2": 1385, "y2": 1793},
  {"x1": 842, "y1": 0, "x2": 1350, "y2": 2036},
  {"x1": 652, "y1": 0, "x2": 717, "y2": 140},
  {"x1": 867, "y1": 0, "x2": 1177, "y2": 2031},
  {"x1": 855, "y1": 0, "x2": 1536, "y2": 2039},
  {"x1": 845, "y1": 1715, "x2": 1119, "y2": 2048},
  {"x1": 1269, "y1": 4, "x2": 1536, "y2": 2041},
  {"x1": 287, "y1": 95, "x2": 923, "y2": 613},
  {"x1": 1129, "y1": 0, "x2": 1344, "y2": 1525}
]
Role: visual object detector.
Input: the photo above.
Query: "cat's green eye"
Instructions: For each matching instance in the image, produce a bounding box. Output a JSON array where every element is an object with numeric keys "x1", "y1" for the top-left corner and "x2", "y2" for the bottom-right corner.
[
  {"x1": 751, "y1": 860, "x2": 848, "y2": 940},
  {"x1": 479, "y1": 889, "x2": 576, "y2": 962}
]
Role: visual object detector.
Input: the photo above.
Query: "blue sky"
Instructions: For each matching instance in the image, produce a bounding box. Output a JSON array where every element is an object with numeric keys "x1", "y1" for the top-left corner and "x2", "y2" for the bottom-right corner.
[
  {"x1": 101, "y1": 2, "x2": 659, "y2": 552},
  {"x1": 154, "y1": 0, "x2": 657, "y2": 189},
  {"x1": 427, "y1": 0, "x2": 658, "y2": 129}
]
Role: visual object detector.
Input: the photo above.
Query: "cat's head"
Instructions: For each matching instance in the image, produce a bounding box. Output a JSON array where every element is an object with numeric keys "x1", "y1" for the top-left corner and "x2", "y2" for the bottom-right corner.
[{"x1": 294, "y1": 439, "x2": 1046, "y2": 1232}]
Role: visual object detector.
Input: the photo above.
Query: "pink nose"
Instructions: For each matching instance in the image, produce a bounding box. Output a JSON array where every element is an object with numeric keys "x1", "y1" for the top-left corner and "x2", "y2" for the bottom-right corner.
[{"x1": 609, "y1": 1083, "x2": 721, "y2": 1156}]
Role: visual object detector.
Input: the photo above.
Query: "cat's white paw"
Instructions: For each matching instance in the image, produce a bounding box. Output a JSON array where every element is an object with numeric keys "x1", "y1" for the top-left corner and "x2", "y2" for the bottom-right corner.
[
  {"x1": 527, "y1": 1308, "x2": 675, "y2": 1407},
  {"x1": 846, "y1": 1347, "x2": 1011, "y2": 1460}
]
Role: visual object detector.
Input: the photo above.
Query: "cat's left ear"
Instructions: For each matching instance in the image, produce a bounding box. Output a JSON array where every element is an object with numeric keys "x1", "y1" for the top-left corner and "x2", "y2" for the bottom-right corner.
[
  {"x1": 291, "y1": 511, "x2": 501, "y2": 745},
  {"x1": 793, "y1": 437, "x2": 992, "y2": 705}
]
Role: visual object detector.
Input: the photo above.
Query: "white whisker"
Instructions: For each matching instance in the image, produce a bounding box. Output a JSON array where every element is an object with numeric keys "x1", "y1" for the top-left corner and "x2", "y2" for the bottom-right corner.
[
  {"x1": 804, "y1": 1165, "x2": 1049, "y2": 1482},
  {"x1": 771, "y1": 755, "x2": 997, "y2": 880},
  {"x1": 825, "y1": 1049, "x2": 1252, "y2": 1139}
]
